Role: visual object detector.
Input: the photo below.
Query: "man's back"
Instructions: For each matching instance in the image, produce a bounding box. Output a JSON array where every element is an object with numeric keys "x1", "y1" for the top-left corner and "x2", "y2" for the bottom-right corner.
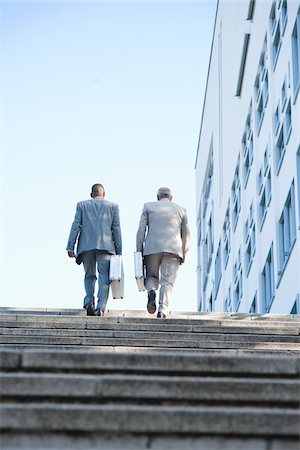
[
  {"x1": 136, "y1": 198, "x2": 189, "y2": 259},
  {"x1": 67, "y1": 196, "x2": 122, "y2": 257}
]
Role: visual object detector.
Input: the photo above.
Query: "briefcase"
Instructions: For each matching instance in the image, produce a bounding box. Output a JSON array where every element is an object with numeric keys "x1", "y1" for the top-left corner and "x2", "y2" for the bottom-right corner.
[
  {"x1": 109, "y1": 255, "x2": 124, "y2": 299},
  {"x1": 134, "y1": 251, "x2": 146, "y2": 291}
]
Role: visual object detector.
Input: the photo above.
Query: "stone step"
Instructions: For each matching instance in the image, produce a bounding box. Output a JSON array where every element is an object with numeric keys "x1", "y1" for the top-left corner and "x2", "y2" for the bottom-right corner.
[
  {"x1": 1, "y1": 432, "x2": 299, "y2": 450},
  {"x1": 2, "y1": 344, "x2": 299, "y2": 356},
  {"x1": 2, "y1": 326, "x2": 299, "y2": 341},
  {"x1": 1, "y1": 335, "x2": 299, "y2": 352},
  {"x1": 1, "y1": 319, "x2": 299, "y2": 335},
  {"x1": 2, "y1": 403, "x2": 299, "y2": 436},
  {"x1": 1, "y1": 308, "x2": 300, "y2": 321},
  {"x1": 1, "y1": 372, "x2": 299, "y2": 405},
  {"x1": 2, "y1": 350, "x2": 299, "y2": 376}
]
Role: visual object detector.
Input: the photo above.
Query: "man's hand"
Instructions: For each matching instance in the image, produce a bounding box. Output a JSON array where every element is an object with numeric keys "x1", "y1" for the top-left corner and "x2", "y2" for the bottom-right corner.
[{"x1": 67, "y1": 249, "x2": 76, "y2": 258}]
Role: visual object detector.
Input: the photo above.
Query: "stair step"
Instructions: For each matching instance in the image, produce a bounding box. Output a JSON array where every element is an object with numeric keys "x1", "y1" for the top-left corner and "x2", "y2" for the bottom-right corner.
[
  {"x1": 1, "y1": 349, "x2": 299, "y2": 376},
  {"x1": 1, "y1": 372, "x2": 299, "y2": 405},
  {"x1": 1, "y1": 322, "x2": 299, "y2": 335},
  {"x1": 2, "y1": 403, "x2": 299, "y2": 436}
]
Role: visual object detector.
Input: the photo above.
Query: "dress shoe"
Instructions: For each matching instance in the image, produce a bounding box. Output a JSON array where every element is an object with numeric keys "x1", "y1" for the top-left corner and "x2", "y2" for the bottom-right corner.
[
  {"x1": 86, "y1": 300, "x2": 95, "y2": 316},
  {"x1": 96, "y1": 308, "x2": 105, "y2": 317},
  {"x1": 147, "y1": 290, "x2": 156, "y2": 314},
  {"x1": 157, "y1": 312, "x2": 166, "y2": 319}
]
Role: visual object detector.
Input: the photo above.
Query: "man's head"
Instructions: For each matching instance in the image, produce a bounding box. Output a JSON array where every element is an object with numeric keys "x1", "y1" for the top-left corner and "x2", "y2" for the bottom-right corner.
[
  {"x1": 157, "y1": 186, "x2": 172, "y2": 201},
  {"x1": 91, "y1": 184, "x2": 105, "y2": 198}
]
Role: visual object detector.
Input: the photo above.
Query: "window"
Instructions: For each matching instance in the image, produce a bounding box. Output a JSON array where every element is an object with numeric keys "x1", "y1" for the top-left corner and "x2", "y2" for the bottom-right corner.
[
  {"x1": 214, "y1": 240, "x2": 222, "y2": 299},
  {"x1": 223, "y1": 205, "x2": 231, "y2": 269},
  {"x1": 273, "y1": 102, "x2": 280, "y2": 135},
  {"x1": 232, "y1": 161, "x2": 241, "y2": 230},
  {"x1": 281, "y1": 76, "x2": 287, "y2": 111},
  {"x1": 275, "y1": 125, "x2": 285, "y2": 172},
  {"x1": 261, "y1": 245, "x2": 275, "y2": 313},
  {"x1": 290, "y1": 296, "x2": 300, "y2": 314},
  {"x1": 258, "y1": 152, "x2": 272, "y2": 229},
  {"x1": 202, "y1": 212, "x2": 214, "y2": 290},
  {"x1": 245, "y1": 202, "x2": 256, "y2": 276},
  {"x1": 207, "y1": 291, "x2": 213, "y2": 312},
  {"x1": 278, "y1": 182, "x2": 296, "y2": 279},
  {"x1": 247, "y1": 0, "x2": 256, "y2": 21},
  {"x1": 255, "y1": 40, "x2": 269, "y2": 134},
  {"x1": 224, "y1": 286, "x2": 232, "y2": 312},
  {"x1": 284, "y1": 100, "x2": 292, "y2": 144},
  {"x1": 292, "y1": 9, "x2": 300, "y2": 99},
  {"x1": 249, "y1": 293, "x2": 258, "y2": 313},
  {"x1": 242, "y1": 105, "x2": 254, "y2": 187},
  {"x1": 233, "y1": 249, "x2": 243, "y2": 311},
  {"x1": 274, "y1": 73, "x2": 292, "y2": 174},
  {"x1": 270, "y1": 0, "x2": 287, "y2": 69},
  {"x1": 297, "y1": 148, "x2": 300, "y2": 225}
]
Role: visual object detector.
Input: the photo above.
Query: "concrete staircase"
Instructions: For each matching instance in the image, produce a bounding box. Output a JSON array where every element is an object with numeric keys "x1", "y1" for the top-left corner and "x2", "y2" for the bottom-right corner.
[{"x1": 0, "y1": 308, "x2": 299, "y2": 449}]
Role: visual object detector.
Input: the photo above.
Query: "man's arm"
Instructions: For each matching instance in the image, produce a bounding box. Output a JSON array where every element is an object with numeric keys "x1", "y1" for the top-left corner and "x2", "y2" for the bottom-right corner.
[
  {"x1": 66, "y1": 203, "x2": 82, "y2": 257},
  {"x1": 111, "y1": 205, "x2": 122, "y2": 255},
  {"x1": 180, "y1": 210, "x2": 190, "y2": 264},
  {"x1": 136, "y1": 205, "x2": 148, "y2": 253}
]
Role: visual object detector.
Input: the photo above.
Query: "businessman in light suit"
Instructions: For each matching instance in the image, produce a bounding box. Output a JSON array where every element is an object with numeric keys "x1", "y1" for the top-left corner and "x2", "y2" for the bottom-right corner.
[
  {"x1": 136, "y1": 187, "x2": 190, "y2": 318},
  {"x1": 67, "y1": 184, "x2": 122, "y2": 316}
]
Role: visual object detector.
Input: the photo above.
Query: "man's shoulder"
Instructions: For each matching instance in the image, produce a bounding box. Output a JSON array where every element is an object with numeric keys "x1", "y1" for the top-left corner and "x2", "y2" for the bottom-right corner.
[
  {"x1": 78, "y1": 198, "x2": 118, "y2": 208},
  {"x1": 102, "y1": 199, "x2": 119, "y2": 209},
  {"x1": 171, "y1": 202, "x2": 186, "y2": 212}
]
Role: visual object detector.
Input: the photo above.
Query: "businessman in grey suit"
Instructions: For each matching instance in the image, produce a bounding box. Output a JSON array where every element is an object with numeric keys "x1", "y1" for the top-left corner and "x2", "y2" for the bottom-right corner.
[
  {"x1": 67, "y1": 184, "x2": 122, "y2": 316},
  {"x1": 136, "y1": 187, "x2": 190, "y2": 318}
]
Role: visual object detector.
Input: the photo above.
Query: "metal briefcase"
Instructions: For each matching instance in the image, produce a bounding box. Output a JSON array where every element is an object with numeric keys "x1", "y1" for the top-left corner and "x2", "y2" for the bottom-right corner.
[
  {"x1": 134, "y1": 251, "x2": 146, "y2": 291},
  {"x1": 109, "y1": 255, "x2": 124, "y2": 299}
]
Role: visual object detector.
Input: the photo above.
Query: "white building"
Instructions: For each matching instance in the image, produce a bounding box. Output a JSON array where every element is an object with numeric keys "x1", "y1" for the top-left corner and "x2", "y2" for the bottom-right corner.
[{"x1": 195, "y1": 0, "x2": 300, "y2": 314}]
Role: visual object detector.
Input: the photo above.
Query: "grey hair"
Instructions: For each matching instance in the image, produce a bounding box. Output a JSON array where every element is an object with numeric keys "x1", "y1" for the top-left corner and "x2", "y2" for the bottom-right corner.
[{"x1": 157, "y1": 186, "x2": 172, "y2": 198}]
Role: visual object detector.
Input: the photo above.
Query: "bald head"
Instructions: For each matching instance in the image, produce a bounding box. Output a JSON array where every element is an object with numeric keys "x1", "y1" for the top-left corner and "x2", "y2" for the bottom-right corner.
[
  {"x1": 157, "y1": 186, "x2": 172, "y2": 201},
  {"x1": 91, "y1": 184, "x2": 105, "y2": 198}
]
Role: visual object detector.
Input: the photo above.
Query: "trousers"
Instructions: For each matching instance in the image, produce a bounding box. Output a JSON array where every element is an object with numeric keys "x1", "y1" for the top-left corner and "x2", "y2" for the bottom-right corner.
[
  {"x1": 144, "y1": 252, "x2": 181, "y2": 315},
  {"x1": 81, "y1": 250, "x2": 111, "y2": 311}
]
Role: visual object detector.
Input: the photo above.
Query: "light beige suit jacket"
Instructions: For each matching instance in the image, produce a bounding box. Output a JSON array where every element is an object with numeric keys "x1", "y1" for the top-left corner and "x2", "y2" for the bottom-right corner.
[{"x1": 136, "y1": 198, "x2": 190, "y2": 261}]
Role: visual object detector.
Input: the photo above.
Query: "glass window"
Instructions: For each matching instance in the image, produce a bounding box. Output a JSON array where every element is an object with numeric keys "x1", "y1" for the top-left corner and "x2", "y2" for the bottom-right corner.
[
  {"x1": 261, "y1": 245, "x2": 275, "y2": 312},
  {"x1": 232, "y1": 162, "x2": 241, "y2": 230},
  {"x1": 290, "y1": 296, "x2": 299, "y2": 314},
  {"x1": 223, "y1": 206, "x2": 231, "y2": 269},
  {"x1": 233, "y1": 248, "x2": 243, "y2": 311},
  {"x1": 278, "y1": 182, "x2": 296, "y2": 279},
  {"x1": 255, "y1": 41, "x2": 268, "y2": 134},
  {"x1": 270, "y1": 0, "x2": 287, "y2": 69},
  {"x1": 249, "y1": 293, "x2": 258, "y2": 313},
  {"x1": 275, "y1": 125, "x2": 285, "y2": 173},
  {"x1": 245, "y1": 202, "x2": 256, "y2": 276},
  {"x1": 214, "y1": 240, "x2": 222, "y2": 299},
  {"x1": 242, "y1": 106, "x2": 254, "y2": 188},
  {"x1": 292, "y1": 9, "x2": 300, "y2": 99},
  {"x1": 224, "y1": 286, "x2": 232, "y2": 312}
]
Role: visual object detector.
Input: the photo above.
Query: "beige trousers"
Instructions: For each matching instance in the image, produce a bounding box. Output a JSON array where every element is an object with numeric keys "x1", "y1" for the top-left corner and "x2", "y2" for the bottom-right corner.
[{"x1": 144, "y1": 252, "x2": 181, "y2": 315}]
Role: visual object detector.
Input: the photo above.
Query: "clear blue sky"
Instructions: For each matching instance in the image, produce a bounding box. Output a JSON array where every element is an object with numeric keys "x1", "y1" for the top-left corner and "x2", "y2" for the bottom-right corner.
[{"x1": 1, "y1": 0, "x2": 217, "y2": 312}]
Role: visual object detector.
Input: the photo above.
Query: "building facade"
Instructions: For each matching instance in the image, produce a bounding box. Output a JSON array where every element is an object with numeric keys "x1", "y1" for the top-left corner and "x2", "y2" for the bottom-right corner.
[{"x1": 195, "y1": 0, "x2": 300, "y2": 314}]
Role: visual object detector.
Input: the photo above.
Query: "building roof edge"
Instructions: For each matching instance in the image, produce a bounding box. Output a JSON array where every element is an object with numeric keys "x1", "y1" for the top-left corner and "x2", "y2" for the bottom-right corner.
[{"x1": 194, "y1": 0, "x2": 219, "y2": 169}]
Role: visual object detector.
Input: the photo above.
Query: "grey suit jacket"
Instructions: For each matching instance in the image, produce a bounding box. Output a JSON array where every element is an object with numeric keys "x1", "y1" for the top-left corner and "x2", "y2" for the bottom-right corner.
[
  {"x1": 136, "y1": 198, "x2": 190, "y2": 260},
  {"x1": 67, "y1": 196, "x2": 122, "y2": 263}
]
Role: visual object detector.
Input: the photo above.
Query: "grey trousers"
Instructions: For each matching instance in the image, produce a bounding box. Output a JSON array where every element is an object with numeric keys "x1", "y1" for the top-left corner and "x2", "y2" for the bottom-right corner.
[
  {"x1": 144, "y1": 252, "x2": 181, "y2": 315},
  {"x1": 81, "y1": 250, "x2": 111, "y2": 311}
]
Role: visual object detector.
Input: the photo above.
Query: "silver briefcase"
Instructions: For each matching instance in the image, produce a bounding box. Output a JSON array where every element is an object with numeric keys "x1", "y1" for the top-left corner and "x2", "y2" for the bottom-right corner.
[
  {"x1": 109, "y1": 255, "x2": 124, "y2": 299},
  {"x1": 134, "y1": 251, "x2": 146, "y2": 291}
]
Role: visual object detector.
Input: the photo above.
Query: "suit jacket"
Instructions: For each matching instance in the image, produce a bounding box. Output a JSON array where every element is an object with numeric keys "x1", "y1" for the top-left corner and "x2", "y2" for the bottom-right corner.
[
  {"x1": 136, "y1": 198, "x2": 190, "y2": 260},
  {"x1": 67, "y1": 196, "x2": 122, "y2": 263}
]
